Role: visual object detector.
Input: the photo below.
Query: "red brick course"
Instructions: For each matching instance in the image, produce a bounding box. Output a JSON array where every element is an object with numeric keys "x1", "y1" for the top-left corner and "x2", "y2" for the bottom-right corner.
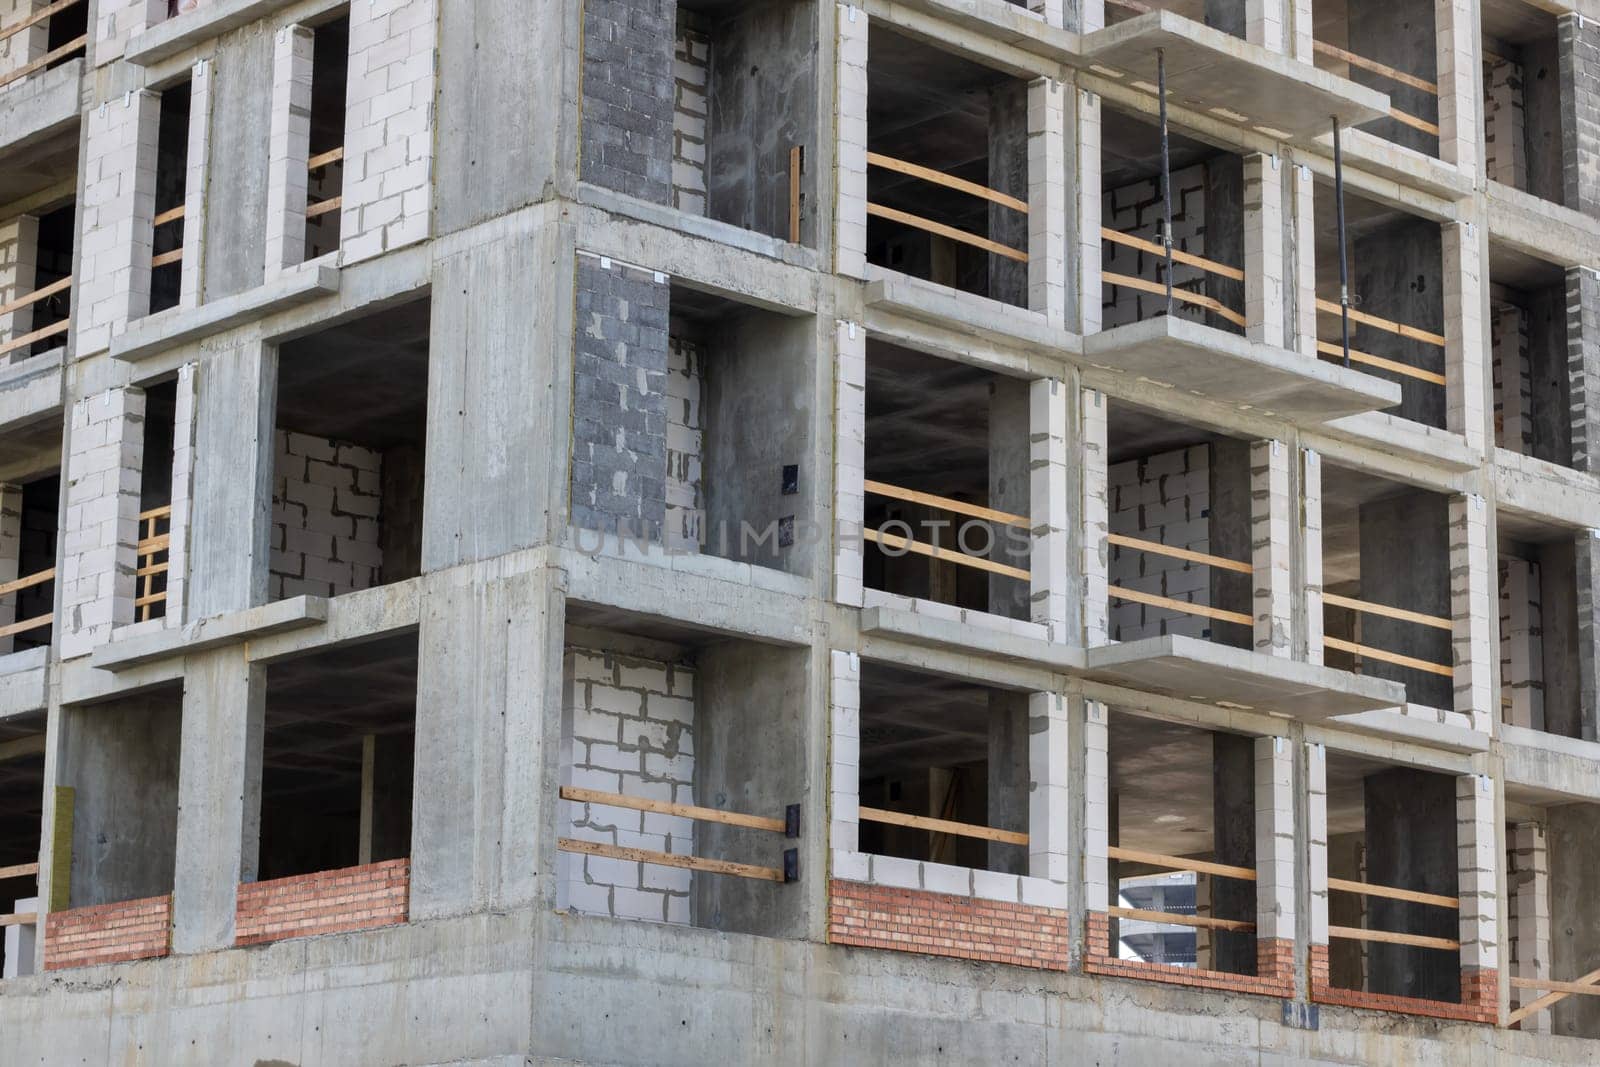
[
  {"x1": 235, "y1": 859, "x2": 409, "y2": 947},
  {"x1": 45, "y1": 895, "x2": 172, "y2": 971},
  {"x1": 1308, "y1": 944, "x2": 1499, "y2": 1024},
  {"x1": 1083, "y1": 912, "x2": 1294, "y2": 998},
  {"x1": 827, "y1": 880, "x2": 1070, "y2": 971}
]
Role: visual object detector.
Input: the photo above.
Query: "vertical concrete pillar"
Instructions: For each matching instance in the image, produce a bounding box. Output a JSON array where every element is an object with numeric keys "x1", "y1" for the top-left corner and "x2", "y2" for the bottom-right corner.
[
  {"x1": 1353, "y1": 219, "x2": 1445, "y2": 427},
  {"x1": 171, "y1": 648, "x2": 264, "y2": 953},
  {"x1": 76, "y1": 90, "x2": 161, "y2": 355},
  {"x1": 1306, "y1": 742, "x2": 1330, "y2": 987},
  {"x1": 179, "y1": 60, "x2": 211, "y2": 310},
  {"x1": 0, "y1": 214, "x2": 39, "y2": 347},
  {"x1": 834, "y1": 3, "x2": 868, "y2": 280},
  {"x1": 1022, "y1": 691, "x2": 1069, "y2": 888},
  {"x1": 1358, "y1": 491, "x2": 1451, "y2": 709},
  {"x1": 1079, "y1": 388, "x2": 1109, "y2": 646},
  {"x1": 1508, "y1": 821, "x2": 1551, "y2": 1034},
  {"x1": 834, "y1": 320, "x2": 866, "y2": 608},
  {"x1": 1535, "y1": 542, "x2": 1577, "y2": 737},
  {"x1": 1030, "y1": 378, "x2": 1069, "y2": 639},
  {"x1": 1363, "y1": 768, "x2": 1459, "y2": 1001},
  {"x1": 1456, "y1": 773, "x2": 1499, "y2": 1014},
  {"x1": 410, "y1": 565, "x2": 564, "y2": 919},
  {"x1": 990, "y1": 378, "x2": 1031, "y2": 621},
  {"x1": 1300, "y1": 449, "x2": 1325, "y2": 664},
  {"x1": 828, "y1": 650, "x2": 860, "y2": 856},
  {"x1": 1346, "y1": 0, "x2": 1437, "y2": 154},
  {"x1": 1444, "y1": 222, "x2": 1489, "y2": 452},
  {"x1": 1433, "y1": 0, "x2": 1478, "y2": 171},
  {"x1": 1251, "y1": 440, "x2": 1292, "y2": 657},
  {"x1": 1576, "y1": 531, "x2": 1600, "y2": 743},
  {"x1": 1255, "y1": 736, "x2": 1294, "y2": 980},
  {"x1": 1450, "y1": 494, "x2": 1495, "y2": 733},
  {"x1": 1203, "y1": 156, "x2": 1245, "y2": 336},
  {"x1": 1028, "y1": 79, "x2": 1067, "y2": 326},
  {"x1": 1286, "y1": 163, "x2": 1317, "y2": 356},
  {"x1": 264, "y1": 26, "x2": 314, "y2": 276},
  {"x1": 1243, "y1": 154, "x2": 1284, "y2": 348},
  {"x1": 187, "y1": 341, "x2": 277, "y2": 619},
  {"x1": 60, "y1": 388, "x2": 146, "y2": 660},
  {"x1": 1212, "y1": 731, "x2": 1257, "y2": 974},
  {"x1": 1548, "y1": 804, "x2": 1600, "y2": 1036},
  {"x1": 1557, "y1": 15, "x2": 1600, "y2": 216},
  {"x1": 987, "y1": 691, "x2": 1029, "y2": 874},
  {"x1": 164, "y1": 363, "x2": 197, "y2": 624},
  {"x1": 1066, "y1": 84, "x2": 1101, "y2": 335},
  {"x1": 989, "y1": 82, "x2": 1029, "y2": 307},
  {"x1": 1210, "y1": 438, "x2": 1254, "y2": 650},
  {"x1": 1567, "y1": 267, "x2": 1600, "y2": 474}
]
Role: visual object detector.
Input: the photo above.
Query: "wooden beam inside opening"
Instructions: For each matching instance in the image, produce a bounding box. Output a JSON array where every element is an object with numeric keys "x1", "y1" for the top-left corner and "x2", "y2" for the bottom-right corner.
[
  {"x1": 866, "y1": 203, "x2": 1028, "y2": 263},
  {"x1": 0, "y1": 861, "x2": 39, "y2": 880},
  {"x1": 1507, "y1": 967, "x2": 1600, "y2": 1026},
  {"x1": 864, "y1": 527, "x2": 1031, "y2": 581},
  {"x1": 1107, "y1": 845, "x2": 1256, "y2": 882},
  {"x1": 1107, "y1": 532, "x2": 1252, "y2": 574},
  {"x1": 0, "y1": 318, "x2": 68, "y2": 358},
  {"x1": 560, "y1": 785, "x2": 787, "y2": 834},
  {"x1": 306, "y1": 196, "x2": 342, "y2": 220},
  {"x1": 1102, "y1": 227, "x2": 1245, "y2": 282},
  {"x1": 1314, "y1": 297, "x2": 1446, "y2": 347},
  {"x1": 1323, "y1": 592, "x2": 1451, "y2": 631},
  {"x1": 1108, "y1": 584, "x2": 1252, "y2": 626},
  {"x1": 152, "y1": 205, "x2": 186, "y2": 227},
  {"x1": 868, "y1": 152, "x2": 1029, "y2": 214},
  {"x1": 1102, "y1": 270, "x2": 1247, "y2": 328},
  {"x1": 557, "y1": 838, "x2": 785, "y2": 883},
  {"x1": 0, "y1": 275, "x2": 71, "y2": 320},
  {"x1": 0, "y1": 33, "x2": 86, "y2": 90},
  {"x1": 308, "y1": 146, "x2": 345, "y2": 171},
  {"x1": 865, "y1": 479, "x2": 1030, "y2": 529},
  {"x1": 1323, "y1": 635, "x2": 1454, "y2": 677},
  {"x1": 0, "y1": 613, "x2": 52, "y2": 640},
  {"x1": 1311, "y1": 40, "x2": 1439, "y2": 94},
  {"x1": 0, "y1": 0, "x2": 80, "y2": 45},
  {"x1": 150, "y1": 248, "x2": 184, "y2": 269},
  {"x1": 1327, "y1": 924, "x2": 1459, "y2": 951},
  {"x1": 859, "y1": 805, "x2": 1028, "y2": 846},
  {"x1": 0, "y1": 912, "x2": 38, "y2": 927},
  {"x1": 1327, "y1": 875, "x2": 1458, "y2": 909},
  {"x1": 0, "y1": 567, "x2": 54, "y2": 598},
  {"x1": 1109, "y1": 906, "x2": 1255, "y2": 933},
  {"x1": 1315, "y1": 341, "x2": 1447, "y2": 386}
]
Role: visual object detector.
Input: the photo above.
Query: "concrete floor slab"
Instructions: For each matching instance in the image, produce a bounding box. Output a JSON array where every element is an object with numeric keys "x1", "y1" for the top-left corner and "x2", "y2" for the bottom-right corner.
[
  {"x1": 1077, "y1": 12, "x2": 1387, "y2": 142},
  {"x1": 1501, "y1": 724, "x2": 1600, "y2": 805},
  {"x1": 1083, "y1": 634, "x2": 1405, "y2": 718},
  {"x1": 1083, "y1": 317, "x2": 1401, "y2": 423},
  {"x1": 111, "y1": 262, "x2": 340, "y2": 364},
  {"x1": 0, "y1": 60, "x2": 80, "y2": 168}
]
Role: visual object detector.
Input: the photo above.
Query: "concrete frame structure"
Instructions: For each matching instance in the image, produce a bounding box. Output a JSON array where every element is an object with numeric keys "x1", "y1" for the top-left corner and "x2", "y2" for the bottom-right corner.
[{"x1": 0, "y1": 0, "x2": 1596, "y2": 1062}]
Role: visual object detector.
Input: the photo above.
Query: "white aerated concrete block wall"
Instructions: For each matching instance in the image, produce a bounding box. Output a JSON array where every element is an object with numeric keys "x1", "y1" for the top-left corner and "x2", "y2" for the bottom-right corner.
[
  {"x1": 671, "y1": 28, "x2": 709, "y2": 216},
  {"x1": 1255, "y1": 736, "x2": 1295, "y2": 942},
  {"x1": 164, "y1": 363, "x2": 196, "y2": 625},
  {"x1": 1499, "y1": 557, "x2": 1544, "y2": 731},
  {"x1": 1484, "y1": 57, "x2": 1527, "y2": 190},
  {"x1": 1028, "y1": 79, "x2": 1066, "y2": 325},
  {"x1": 829, "y1": 649, "x2": 860, "y2": 853},
  {"x1": 179, "y1": 60, "x2": 211, "y2": 310},
  {"x1": 1244, "y1": 154, "x2": 1283, "y2": 348},
  {"x1": 77, "y1": 91, "x2": 160, "y2": 357},
  {"x1": 1456, "y1": 773, "x2": 1498, "y2": 974},
  {"x1": 265, "y1": 26, "x2": 315, "y2": 275},
  {"x1": 1071, "y1": 89, "x2": 1102, "y2": 334},
  {"x1": 1508, "y1": 821, "x2": 1550, "y2": 1033},
  {"x1": 1030, "y1": 378, "x2": 1069, "y2": 637},
  {"x1": 664, "y1": 336, "x2": 704, "y2": 552},
  {"x1": 93, "y1": 0, "x2": 163, "y2": 67},
  {"x1": 561, "y1": 647, "x2": 696, "y2": 925},
  {"x1": 1306, "y1": 742, "x2": 1329, "y2": 947},
  {"x1": 1028, "y1": 691, "x2": 1070, "y2": 883},
  {"x1": 1083, "y1": 698, "x2": 1110, "y2": 913},
  {"x1": 1302, "y1": 449, "x2": 1325, "y2": 664},
  {"x1": 1102, "y1": 164, "x2": 1207, "y2": 329},
  {"x1": 1080, "y1": 388, "x2": 1109, "y2": 646},
  {"x1": 834, "y1": 3, "x2": 868, "y2": 279},
  {"x1": 60, "y1": 388, "x2": 145, "y2": 659},
  {"x1": 1252, "y1": 440, "x2": 1292, "y2": 656},
  {"x1": 1107, "y1": 444, "x2": 1211, "y2": 641},
  {"x1": 1491, "y1": 302, "x2": 1532, "y2": 453},
  {"x1": 270, "y1": 431, "x2": 382, "y2": 599},
  {"x1": 1450, "y1": 494, "x2": 1495, "y2": 732},
  {"x1": 0, "y1": 214, "x2": 38, "y2": 348},
  {"x1": 339, "y1": 0, "x2": 436, "y2": 263}
]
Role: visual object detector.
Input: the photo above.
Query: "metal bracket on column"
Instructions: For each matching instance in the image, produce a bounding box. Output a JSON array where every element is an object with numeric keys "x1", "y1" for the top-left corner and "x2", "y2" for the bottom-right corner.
[
  {"x1": 1332, "y1": 117, "x2": 1351, "y2": 370},
  {"x1": 785, "y1": 803, "x2": 801, "y2": 839},
  {"x1": 784, "y1": 848, "x2": 799, "y2": 883},
  {"x1": 1158, "y1": 49, "x2": 1174, "y2": 317}
]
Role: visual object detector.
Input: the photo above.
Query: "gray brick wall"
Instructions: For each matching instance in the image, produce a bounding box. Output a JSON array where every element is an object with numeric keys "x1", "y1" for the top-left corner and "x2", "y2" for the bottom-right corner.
[
  {"x1": 1559, "y1": 14, "x2": 1600, "y2": 217},
  {"x1": 572, "y1": 259, "x2": 670, "y2": 538},
  {"x1": 582, "y1": 0, "x2": 676, "y2": 204},
  {"x1": 1567, "y1": 267, "x2": 1600, "y2": 473}
]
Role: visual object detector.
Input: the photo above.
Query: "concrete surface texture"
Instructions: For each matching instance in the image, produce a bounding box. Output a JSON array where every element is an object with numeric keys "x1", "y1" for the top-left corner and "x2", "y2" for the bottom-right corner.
[{"x1": 0, "y1": 0, "x2": 1598, "y2": 1063}]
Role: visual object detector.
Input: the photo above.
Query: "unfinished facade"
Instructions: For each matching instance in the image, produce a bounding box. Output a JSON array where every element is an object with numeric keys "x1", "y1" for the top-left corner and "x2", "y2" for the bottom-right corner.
[{"x1": 1, "y1": 0, "x2": 1599, "y2": 1062}]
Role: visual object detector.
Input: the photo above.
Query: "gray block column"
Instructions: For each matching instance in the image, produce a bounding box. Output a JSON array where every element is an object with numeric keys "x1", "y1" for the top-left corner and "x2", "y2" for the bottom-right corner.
[
  {"x1": 1363, "y1": 768, "x2": 1459, "y2": 1002},
  {"x1": 1212, "y1": 731, "x2": 1256, "y2": 973},
  {"x1": 171, "y1": 648, "x2": 264, "y2": 953},
  {"x1": 1558, "y1": 15, "x2": 1600, "y2": 216},
  {"x1": 1576, "y1": 531, "x2": 1600, "y2": 743},
  {"x1": 990, "y1": 377, "x2": 1030, "y2": 621},
  {"x1": 1568, "y1": 267, "x2": 1600, "y2": 474},
  {"x1": 1548, "y1": 804, "x2": 1600, "y2": 1037}
]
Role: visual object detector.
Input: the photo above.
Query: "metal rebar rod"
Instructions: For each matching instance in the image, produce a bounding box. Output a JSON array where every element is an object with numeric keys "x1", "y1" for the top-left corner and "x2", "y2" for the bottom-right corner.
[
  {"x1": 1158, "y1": 49, "x2": 1173, "y2": 317},
  {"x1": 1333, "y1": 117, "x2": 1351, "y2": 369}
]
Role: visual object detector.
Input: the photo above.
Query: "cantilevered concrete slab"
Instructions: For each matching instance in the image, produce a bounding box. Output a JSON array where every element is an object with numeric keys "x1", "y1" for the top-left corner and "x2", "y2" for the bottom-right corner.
[
  {"x1": 1501, "y1": 724, "x2": 1600, "y2": 805},
  {"x1": 1082, "y1": 634, "x2": 1404, "y2": 719},
  {"x1": 0, "y1": 60, "x2": 81, "y2": 204},
  {"x1": 1083, "y1": 317, "x2": 1400, "y2": 423},
  {"x1": 1076, "y1": 12, "x2": 1387, "y2": 142},
  {"x1": 111, "y1": 263, "x2": 340, "y2": 363}
]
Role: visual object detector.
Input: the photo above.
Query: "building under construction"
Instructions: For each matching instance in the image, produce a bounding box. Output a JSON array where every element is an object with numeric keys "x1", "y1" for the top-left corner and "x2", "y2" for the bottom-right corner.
[{"x1": 0, "y1": 0, "x2": 1599, "y2": 1061}]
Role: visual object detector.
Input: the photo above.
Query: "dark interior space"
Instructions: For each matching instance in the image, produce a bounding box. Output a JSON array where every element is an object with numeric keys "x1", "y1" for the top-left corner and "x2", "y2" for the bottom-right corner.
[
  {"x1": 1488, "y1": 243, "x2": 1573, "y2": 466},
  {"x1": 1312, "y1": 0, "x2": 1439, "y2": 156},
  {"x1": 305, "y1": 13, "x2": 349, "y2": 259},
  {"x1": 150, "y1": 80, "x2": 191, "y2": 316},
  {"x1": 136, "y1": 381, "x2": 177, "y2": 623},
  {"x1": 1481, "y1": 0, "x2": 1566, "y2": 203},
  {"x1": 1496, "y1": 509, "x2": 1586, "y2": 739},
  {"x1": 13, "y1": 475, "x2": 56, "y2": 653},
  {"x1": 0, "y1": 713, "x2": 44, "y2": 979},
  {"x1": 13, "y1": 203, "x2": 74, "y2": 364}
]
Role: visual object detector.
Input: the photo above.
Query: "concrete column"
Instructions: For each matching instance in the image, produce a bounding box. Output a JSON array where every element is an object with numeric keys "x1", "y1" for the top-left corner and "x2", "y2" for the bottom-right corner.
[
  {"x1": 1211, "y1": 438, "x2": 1253, "y2": 650},
  {"x1": 1306, "y1": 742, "x2": 1329, "y2": 981},
  {"x1": 179, "y1": 59, "x2": 211, "y2": 310},
  {"x1": 990, "y1": 378, "x2": 1031, "y2": 621},
  {"x1": 0, "y1": 484, "x2": 20, "y2": 653},
  {"x1": 1358, "y1": 491, "x2": 1451, "y2": 709},
  {"x1": 1301, "y1": 449, "x2": 1325, "y2": 664},
  {"x1": 171, "y1": 648, "x2": 264, "y2": 953},
  {"x1": 1363, "y1": 768, "x2": 1459, "y2": 1001},
  {"x1": 989, "y1": 82, "x2": 1029, "y2": 307},
  {"x1": 1567, "y1": 267, "x2": 1600, "y2": 474},
  {"x1": 0, "y1": 214, "x2": 39, "y2": 347},
  {"x1": 187, "y1": 342, "x2": 277, "y2": 620},
  {"x1": 1456, "y1": 773, "x2": 1499, "y2": 1011},
  {"x1": 1079, "y1": 388, "x2": 1109, "y2": 646},
  {"x1": 834, "y1": 3, "x2": 868, "y2": 280},
  {"x1": 1203, "y1": 157, "x2": 1245, "y2": 336},
  {"x1": 60, "y1": 388, "x2": 146, "y2": 660},
  {"x1": 1346, "y1": 0, "x2": 1437, "y2": 154},
  {"x1": 1557, "y1": 15, "x2": 1600, "y2": 216},
  {"x1": 1030, "y1": 378, "x2": 1069, "y2": 639},
  {"x1": 988, "y1": 691, "x2": 1029, "y2": 875},
  {"x1": 1028, "y1": 691, "x2": 1070, "y2": 885},
  {"x1": 1286, "y1": 164, "x2": 1317, "y2": 356},
  {"x1": 828, "y1": 649, "x2": 860, "y2": 854},
  {"x1": 264, "y1": 26, "x2": 314, "y2": 276},
  {"x1": 1082, "y1": 698, "x2": 1110, "y2": 941},
  {"x1": 834, "y1": 320, "x2": 866, "y2": 607},
  {"x1": 409, "y1": 565, "x2": 564, "y2": 919},
  {"x1": 1255, "y1": 737, "x2": 1294, "y2": 970},
  {"x1": 1576, "y1": 532, "x2": 1600, "y2": 743},
  {"x1": 1027, "y1": 79, "x2": 1067, "y2": 326},
  {"x1": 1433, "y1": 0, "x2": 1478, "y2": 171},
  {"x1": 1251, "y1": 440, "x2": 1292, "y2": 657},
  {"x1": 164, "y1": 363, "x2": 197, "y2": 625},
  {"x1": 1212, "y1": 731, "x2": 1257, "y2": 973},
  {"x1": 1534, "y1": 544, "x2": 1573, "y2": 736},
  {"x1": 1353, "y1": 219, "x2": 1445, "y2": 427},
  {"x1": 1066, "y1": 85, "x2": 1101, "y2": 335},
  {"x1": 1243, "y1": 154, "x2": 1283, "y2": 349},
  {"x1": 1450, "y1": 494, "x2": 1495, "y2": 733},
  {"x1": 1444, "y1": 222, "x2": 1488, "y2": 452},
  {"x1": 1509, "y1": 821, "x2": 1551, "y2": 1034},
  {"x1": 1548, "y1": 804, "x2": 1600, "y2": 1037}
]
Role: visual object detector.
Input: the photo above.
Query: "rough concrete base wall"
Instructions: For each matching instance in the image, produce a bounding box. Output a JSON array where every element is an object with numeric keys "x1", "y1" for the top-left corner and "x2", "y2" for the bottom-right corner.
[{"x1": 5, "y1": 909, "x2": 1589, "y2": 1065}]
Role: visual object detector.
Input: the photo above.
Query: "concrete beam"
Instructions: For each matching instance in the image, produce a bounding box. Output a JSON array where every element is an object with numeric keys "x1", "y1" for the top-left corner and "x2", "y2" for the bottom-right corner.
[
  {"x1": 0, "y1": 60, "x2": 82, "y2": 161},
  {"x1": 89, "y1": 596, "x2": 328, "y2": 672},
  {"x1": 110, "y1": 262, "x2": 339, "y2": 364}
]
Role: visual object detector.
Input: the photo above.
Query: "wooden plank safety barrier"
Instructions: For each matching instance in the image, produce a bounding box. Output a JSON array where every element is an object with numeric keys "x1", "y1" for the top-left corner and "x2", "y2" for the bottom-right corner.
[
  {"x1": 0, "y1": 859, "x2": 39, "y2": 930},
  {"x1": 1108, "y1": 583, "x2": 1252, "y2": 627},
  {"x1": 1103, "y1": 269, "x2": 1248, "y2": 328},
  {"x1": 867, "y1": 203, "x2": 1027, "y2": 263},
  {"x1": 866, "y1": 152, "x2": 1028, "y2": 264},
  {"x1": 1312, "y1": 40, "x2": 1438, "y2": 94},
  {"x1": 308, "y1": 146, "x2": 345, "y2": 171},
  {"x1": 1314, "y1": 299, "x2": 1445, "y2": 348},
  {"x1": 0, "y1": 275, "x2": 71, "y2": 320},
  {"x1": 1509, "y1": 968, "x2": 1600, "y2": 1026},
  {"x1": 306, "y1": 196, "x2": 342, "y2": 220},
  {"x1": 865, "y1": 480, "x2": 1029, "y2": 529},
  {"x1": 864, "y1": 527, "x2": 1031, "y2": 581},
  {"x1": 1102, "y1": 227, "x2": 1245, "y2": 282},
  {"x1": 0, "y1": 0, "x2": 78, "y2": 43},
  {"x1": 136, "y1": 506, "x2": 171, "y2": 621},
  {"x1": 558, "y1": 785, "x2": 798, "y2": 884},
  {"x1": 870, "y1": 152, "x2": 1029, "y2": 214},
  {"x1": 1315, "y1": 340, "x2": 1447, "y2": 387},
  {"x1": 1108, "y1": 532, "x2": 1252, "y2": 575},
  {"x1": 1323, "y1": 592, "x2": 1451, "y2": 632},
  {"x1": 1108, "y1": 845, "x2": 1256, "y2": 882},
  {"x1": 1325, "y1": 875, "x2": 1459, "y2": 953},
  {"x1": 0, "y1": 318, "x2": 68, "y2": 359},
  {"x1": 1323, "y1": 635, "x2": 1453, "y2": 677},
  {"x1": 1327, "y1": 924, "x2": 1459, "y2": 951},
  {"x1": 1110, "y1": 905, "x2": 1255, "y2": 933},
  {"x1": 859, "y1": 806, "x2": 1028, "y2": 847},
  {"x1": 789, "y1": 145, "x2": 803, "y2": 244},
  {"x1": 0, "y1": 566, "x2": 55, "y2": 639},
  {"x1": 0, "y1": 33, "x2": 86, "y2": 90},
  {"x1": 1328, "y1": 875, "x2": 1458, "y2": 910}
]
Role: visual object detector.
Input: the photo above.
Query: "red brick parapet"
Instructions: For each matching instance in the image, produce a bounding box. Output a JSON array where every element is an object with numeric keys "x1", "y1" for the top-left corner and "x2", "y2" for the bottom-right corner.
[
  {"x1": 1083, "y1": 912, "x2": 1294, "y2": 998},
  {"x1": 1308, "y1": 944, "x2": 1498, "y2": 1024},
  {"x1": 827, "y1": 879, "x2": 1070, "y2": 971},
  {"x1": 45, "y1": 894, "x2": 172, "y2": 971},
  {"x1": 235, "y1": 859, "x2": 409, "y2": 947}
]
